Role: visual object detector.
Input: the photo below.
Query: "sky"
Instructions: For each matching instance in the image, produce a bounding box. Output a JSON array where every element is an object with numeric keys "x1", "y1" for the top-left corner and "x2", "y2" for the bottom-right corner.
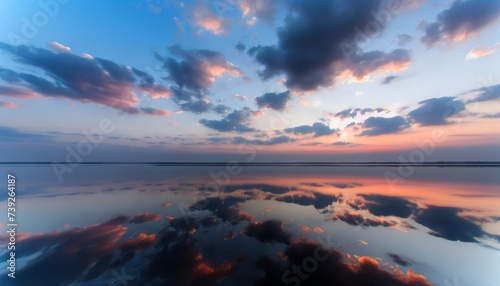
[{"x1": 0, "y1": 0, "x2": 500, "y2": 162}]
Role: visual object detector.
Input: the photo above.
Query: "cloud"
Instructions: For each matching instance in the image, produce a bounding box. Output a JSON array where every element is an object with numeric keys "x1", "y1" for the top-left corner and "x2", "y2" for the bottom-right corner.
[
  {"x1": 235, "y1": 42, "x2": 246, "y2": 52},
  {"x1": 396, "y1": 34, "x2": 413, "y2": 46},
  {"x1": 47, "y1": 41, "x2": 71, "y2": 53},
  {"x1": 408, "y1": 97, "x2": 465, "y2": 126},
  {"x1": 358, "y1": 116, "x2": 409, "y2": 136},
  {"x1": 247, "y1": 0, "x2": 412, "y2": 91},
  {"x1": 239, "y1": 0, "x2": 282, "y2": 25},
  {"x1": 284, "y1": 122, "x2": 338, "y2": 138},
  {"x1": 129, "y1": 213, "x2": 163, "y2": 224},
  {"x1": 136, "y1": 107, "x2": 170, "y2": 117},
  {"x1": 381, "y1": 75, "x2": 399, "y2": 85},
  {"x1": 0, "y1": 42, "x2": 170, "y2": 115},
  {"x1": 465, "y1": 43, "x2": 499, "y2": 60},
  {"x1": 331, "y1": 211, "x2": 398, "y2": 227},
  {"x1": 191, "y1": 197, "x2": 246, "y2": 223},
  {"x1": 388, "y1": 253, "x2": 412, "y2": 266},
  {"x1": 420, "y1": 0, "x2": 500, "y2": 46},
  {"x1": 191, "y1": 1, "x2": 230, "y2": 35},
  {"x1": 156, "y1": 46, "x2": 242, "y2": 113},
  {"x1": 360, "y1": 195, "x2": 418, "y2": 218},
  {"x1": 257, "y1": 240, "x2": 432, "y2": 286},
  {"x1": 276, "y1": 192, "x2": 340, "y2": 209},
  {"x1": 213, "y1": 104, "x2": 231, "y2": 114},
  {"x1": 414, "y1": 206, "x2": 487, "y2": 242},
  {"x1": 140, "y1": 216, "x2": 239, "y2": 286},
  {"x1": 255, "y1": 90, "x2": 291, "y2": 111},
  {"x1": 331, "y1": 108, "x2": 388, "y2": 119},
  {"x1": 232, "y1": 135, "x2": 296, "y2": 145},
  {"x1": 0, "y1": 84, "x2": 37, "y2": 98},
  {"x1": 332, "y1": 141, "x2": 354, "y2": 146},
  {"x1": 0, "y1": 101, "x2": 19, "y2": 108},
  {"x1": 223, "y1": 184, "x2": 292, "y2": 194},
  {"x1": 245, "y1": 219, "x2": 291, "y2": 244},
  {"x1": 466, "y1": 84, "x2": 500, "y2": 103},
  {"x1": 479, "y1": 112, "x2": 500, "y2": 118},
  {"x1": 232, "y1": 93, "x2": 248, "y2": 101},
  {"x1": 347, "y1": 49, "x2": 411, "y2": 80},
  {"x1": 0, "y1": 126, "x2": 52, "y2": 142},
  {"x1": 7, "y1": 216, "x2": 156, "y2": 285},
  {"x1": 199, "y1": 107, "x2": 256, "y2": 132},
  {"x1": 180, "y1": 98, "x2": 213, "y2": 114}
]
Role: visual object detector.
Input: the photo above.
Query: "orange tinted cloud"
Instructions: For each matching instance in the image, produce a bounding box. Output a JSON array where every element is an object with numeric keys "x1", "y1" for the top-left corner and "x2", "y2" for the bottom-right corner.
[
  {"x1": 192, "y1": 3, "x2": 229, "y2": 35},
  {"x1": 466, "y1": 43, "x2": 499, "y2": 60}
]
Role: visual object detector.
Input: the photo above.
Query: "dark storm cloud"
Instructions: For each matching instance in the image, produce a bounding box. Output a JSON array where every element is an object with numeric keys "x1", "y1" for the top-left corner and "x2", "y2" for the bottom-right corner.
[
  {"x1": 421, "y1": 0, "x2": 500, "y2": 46},
  {"x1": 331, "y1": 211, "x2": 398, "y2": 227},
  {"x1": 381, "y1": 75, "x2": 399, "y2": 84},
  {"x1": 8, "y1": 216, "x2": 156, "y2": 286},
  {"x1": 0, "y1": 126, "x2": 53, "y2": 142},
  {"x1": 0, "y1": 43, "x2": 170, "y2": 115},
  {"x1": 245, "y1": 219, "x2": 291, "y2": 245},
  {"x1": 358, "y1": 116, "x2": 409, "y2": 136},
  {"x1": 199, "y1": 107, "x2": 256, "y2": 133},
  {"x1": 414, "y1": 206, "x2": 488, "y2": 242},
  {"x1": 256, "y1": 240, "x2": 432, "y2": 286},
  {"x1": 361, "y1": 195, "x2": 418, "y2": 218},
  {"x1": 408, "y1": 97, "x2": 465, "y2": 126},
  {"x1": 276, "y1": 192, "x2": 340, "y2": 209},
  {"x1": 248, "y1": 0, "x2": 412, "y2": 91},
  {"x1": 155, "y1": 46, "x2": 242, "y2": 113},
  {"x1": 232, "y1": 135, "x2": 296, "y2": 145},
  {"x1": 284, "y1": 122, "x2": 338, "y2": 137},
  {"x1": 255, "y1": 90, "x2": 291, "y2": 111}
]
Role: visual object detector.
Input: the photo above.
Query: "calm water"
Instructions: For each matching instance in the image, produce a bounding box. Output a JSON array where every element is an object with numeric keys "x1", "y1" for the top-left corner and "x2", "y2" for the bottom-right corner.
[{"x1": 1, "y1": 165, "x2": 499, "y2": 286}]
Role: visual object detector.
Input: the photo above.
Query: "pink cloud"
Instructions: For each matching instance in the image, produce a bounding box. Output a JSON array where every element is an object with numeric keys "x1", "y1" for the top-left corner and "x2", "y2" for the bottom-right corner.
[
  {"x1": 466, "y1": 43, "x2": 499, "y2": 60},
  {"x1": 0, "y1": 101, "x2": 19, "y2": 108}
]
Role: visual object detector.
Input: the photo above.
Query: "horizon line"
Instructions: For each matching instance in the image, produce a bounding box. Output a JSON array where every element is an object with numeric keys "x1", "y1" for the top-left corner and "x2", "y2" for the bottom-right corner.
[{"x1": 1, "y1": 161, "x2": 500, "y2": 167}]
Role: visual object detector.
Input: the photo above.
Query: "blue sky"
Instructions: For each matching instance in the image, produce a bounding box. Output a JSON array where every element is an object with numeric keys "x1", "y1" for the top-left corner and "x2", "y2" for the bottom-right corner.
[{"x1": 0, "y1": 0, "x2": 499, "y2": 161}]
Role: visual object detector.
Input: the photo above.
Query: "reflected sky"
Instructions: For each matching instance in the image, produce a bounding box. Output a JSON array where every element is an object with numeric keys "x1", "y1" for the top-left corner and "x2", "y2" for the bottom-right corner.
[{"x1": 0, "y1": 166, "x2": 499, "y2": 286}]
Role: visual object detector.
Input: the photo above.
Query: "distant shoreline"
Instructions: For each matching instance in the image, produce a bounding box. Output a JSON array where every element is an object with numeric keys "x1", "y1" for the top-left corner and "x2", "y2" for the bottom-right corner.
[{"x1": 2, "y1": 162, "x2": 500, "y2": 167}]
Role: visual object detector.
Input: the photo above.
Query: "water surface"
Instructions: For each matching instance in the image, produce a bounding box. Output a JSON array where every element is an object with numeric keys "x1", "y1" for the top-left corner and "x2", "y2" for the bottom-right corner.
[{"x1": 0, "y1": 165, "x2": 499, "y2": 286}]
